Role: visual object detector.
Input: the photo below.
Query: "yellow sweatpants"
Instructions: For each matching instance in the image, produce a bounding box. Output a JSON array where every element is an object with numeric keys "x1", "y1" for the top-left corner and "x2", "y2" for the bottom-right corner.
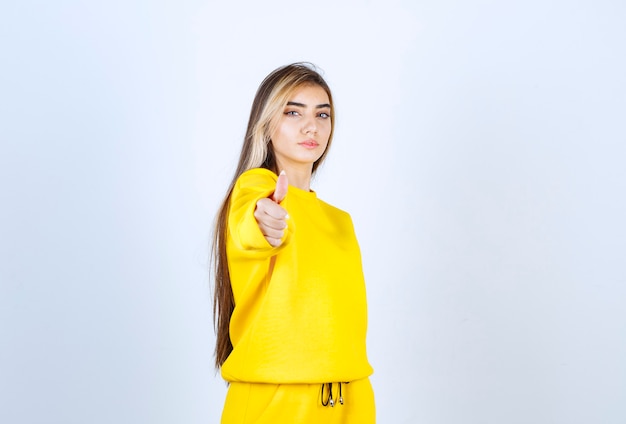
[{"x1": 221, "y1": 378, "x2": 375, "y2": 423}]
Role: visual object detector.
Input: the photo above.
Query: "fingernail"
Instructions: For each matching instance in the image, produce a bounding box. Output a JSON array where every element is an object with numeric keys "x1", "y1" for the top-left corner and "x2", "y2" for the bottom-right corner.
[
  {"x1": 285, "y1": 214, "x2": 290, "y2": 220},
  {"x1": 280, "y1": 170, "x2": 286, "y2": 176}
]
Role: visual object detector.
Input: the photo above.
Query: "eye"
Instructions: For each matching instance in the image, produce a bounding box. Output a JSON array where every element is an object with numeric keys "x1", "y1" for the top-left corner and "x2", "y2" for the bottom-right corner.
[
  {"x1": 318, "y1": 112, "x2": 330, "y2": 119},
  {"x1": 285, "y1": 110, "x2": 300, "y2": 116}
]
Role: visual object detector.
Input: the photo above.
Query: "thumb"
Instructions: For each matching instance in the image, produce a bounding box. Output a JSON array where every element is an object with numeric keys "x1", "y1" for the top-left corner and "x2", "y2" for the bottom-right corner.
[{"x1": 272, "y1": 170, "x2": 288, "y2": 203}]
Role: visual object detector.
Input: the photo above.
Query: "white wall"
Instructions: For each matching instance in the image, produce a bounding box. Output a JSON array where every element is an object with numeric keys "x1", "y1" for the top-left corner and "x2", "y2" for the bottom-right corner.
[{"x1": 1, "y1": 1, "x2": 625, "y2": 423}]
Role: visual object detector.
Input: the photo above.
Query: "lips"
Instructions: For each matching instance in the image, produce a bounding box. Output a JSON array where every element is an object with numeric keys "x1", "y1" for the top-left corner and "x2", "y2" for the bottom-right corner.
[{"x1": 299, "y1": 140, "x2": 319, "y2": 148}]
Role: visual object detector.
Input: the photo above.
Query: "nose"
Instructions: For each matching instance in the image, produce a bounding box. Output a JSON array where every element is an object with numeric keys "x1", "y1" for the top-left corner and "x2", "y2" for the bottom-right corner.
[{"x1": 302, "y1": 117, "x2": 318, "y2": 135}]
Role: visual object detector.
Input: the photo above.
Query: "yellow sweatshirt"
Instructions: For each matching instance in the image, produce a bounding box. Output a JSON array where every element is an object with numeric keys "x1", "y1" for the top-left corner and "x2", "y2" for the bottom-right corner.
[{"x1": 221, "y1": 168, "x2": 373, "y2": 384}]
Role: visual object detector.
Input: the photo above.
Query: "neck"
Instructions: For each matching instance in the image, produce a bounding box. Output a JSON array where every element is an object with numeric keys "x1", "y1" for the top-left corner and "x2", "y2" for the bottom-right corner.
[{"x1": 276, "y1": 161, "x2": 313, "y2": 191}]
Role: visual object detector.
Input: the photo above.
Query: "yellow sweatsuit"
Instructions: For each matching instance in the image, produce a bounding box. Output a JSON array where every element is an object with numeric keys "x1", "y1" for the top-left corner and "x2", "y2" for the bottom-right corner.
[{"x1": 221, "y1": 168, "x2": 374, "y2": 423}]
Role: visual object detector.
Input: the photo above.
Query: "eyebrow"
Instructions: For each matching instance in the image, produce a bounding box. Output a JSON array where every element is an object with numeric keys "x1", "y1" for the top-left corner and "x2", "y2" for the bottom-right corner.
[{"x1": 286, "y1": 101, "x2": 331, "y2": 109}]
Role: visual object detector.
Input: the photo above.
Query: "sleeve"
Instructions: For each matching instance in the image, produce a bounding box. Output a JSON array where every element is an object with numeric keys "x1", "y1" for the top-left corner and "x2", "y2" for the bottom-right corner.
[{"x1": 227, "y1": 169, "x2": 293, "y2": 257}]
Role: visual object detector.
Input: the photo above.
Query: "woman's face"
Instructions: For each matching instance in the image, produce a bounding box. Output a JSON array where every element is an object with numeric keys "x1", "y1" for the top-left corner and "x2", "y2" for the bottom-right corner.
[{"x1": 270, "y1": 84, "x2": 332, "y2": 172}]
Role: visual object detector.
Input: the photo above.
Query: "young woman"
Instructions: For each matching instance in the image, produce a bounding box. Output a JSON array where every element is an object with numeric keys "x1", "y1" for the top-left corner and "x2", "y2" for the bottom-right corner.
[{"x1": 212, "y1": 62, "x2": 375, "y2": 423}]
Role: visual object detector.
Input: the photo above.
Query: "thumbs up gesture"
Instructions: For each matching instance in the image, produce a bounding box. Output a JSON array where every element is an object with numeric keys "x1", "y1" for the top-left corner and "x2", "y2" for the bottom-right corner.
[{"x1": 254, "y1": 170, "x2": 289, "y2": 247}]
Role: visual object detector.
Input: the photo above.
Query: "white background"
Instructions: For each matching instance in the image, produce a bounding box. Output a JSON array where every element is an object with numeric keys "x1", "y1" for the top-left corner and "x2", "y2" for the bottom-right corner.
[{"x1": 2, "y1": 1, "x2": 625, "y2": 423}]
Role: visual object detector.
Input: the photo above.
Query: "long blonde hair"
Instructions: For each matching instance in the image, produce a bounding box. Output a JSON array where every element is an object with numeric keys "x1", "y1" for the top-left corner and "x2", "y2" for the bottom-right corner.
[{"x1": 212, "y1": 62, "x2": 335, "y2": 368}]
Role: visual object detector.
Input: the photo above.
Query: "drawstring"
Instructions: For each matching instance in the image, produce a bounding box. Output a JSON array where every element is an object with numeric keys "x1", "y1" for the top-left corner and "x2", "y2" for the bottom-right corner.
[
  {"x1": 320, "y1": 382, "x2": 348, "y2": 407},
  {"x1": 321, "y1": 383, "x2": 333, "y2": 407}
]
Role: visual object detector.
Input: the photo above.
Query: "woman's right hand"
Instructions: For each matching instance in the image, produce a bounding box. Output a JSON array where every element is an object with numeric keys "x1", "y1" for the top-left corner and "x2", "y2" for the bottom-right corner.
[{"x1": 254, "y1": 171, "x2": 289, "y2": 247}]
